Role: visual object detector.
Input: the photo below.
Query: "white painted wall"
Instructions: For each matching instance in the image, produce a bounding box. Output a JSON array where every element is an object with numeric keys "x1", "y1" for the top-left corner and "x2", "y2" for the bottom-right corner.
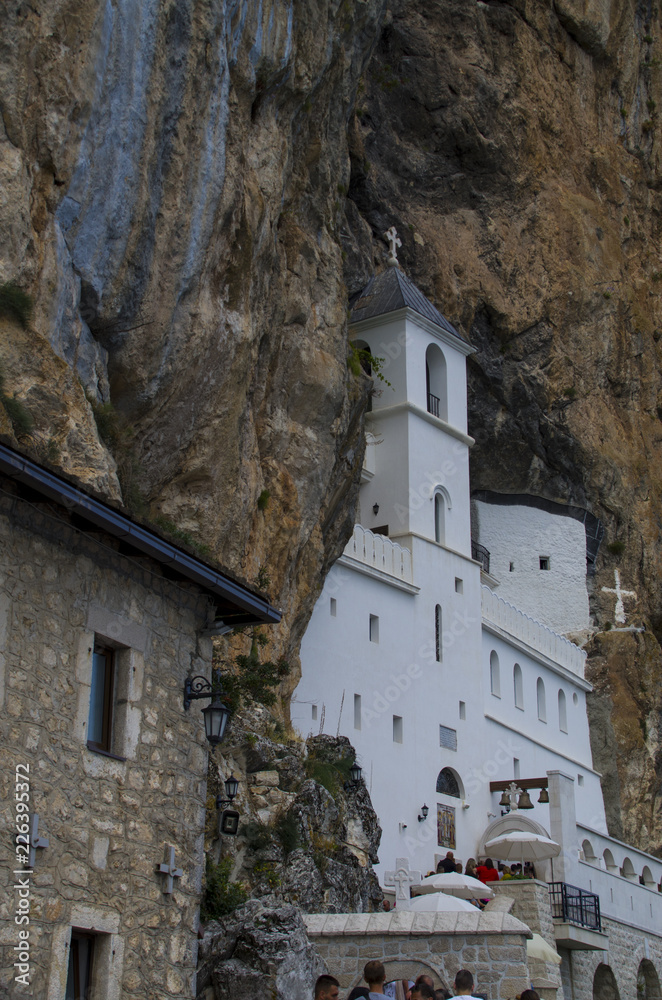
[{"x1": 473, "y1": 500, "x2": 591, "y2": 634}]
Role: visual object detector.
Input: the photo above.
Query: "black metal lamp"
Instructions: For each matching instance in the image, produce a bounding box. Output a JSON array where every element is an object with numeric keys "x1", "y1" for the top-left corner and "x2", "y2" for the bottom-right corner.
[
  {"x1": 372, "y1": 503, "x2": 379, "y2": 515},
  {"x1": 418, "y1": 803, "x2": 429, "y2": 822},
  {"x1": 216, "y1": 774, "x2": 240, "y2": 810},
  {"x1": 184, "y1": 672, "x2": 232, "y2": 749},
  {"x1": 349, "y1": 762, "x2": 363, "y2": 784}
]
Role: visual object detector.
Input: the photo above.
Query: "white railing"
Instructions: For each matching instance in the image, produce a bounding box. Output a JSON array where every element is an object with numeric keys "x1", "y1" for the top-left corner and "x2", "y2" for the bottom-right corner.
[
  {"x1": 343, "y1": 525, "x2": 413, "y2": 584},
  {"x1": 481, "y1": 585, "x2": 586, "y2": 677}
]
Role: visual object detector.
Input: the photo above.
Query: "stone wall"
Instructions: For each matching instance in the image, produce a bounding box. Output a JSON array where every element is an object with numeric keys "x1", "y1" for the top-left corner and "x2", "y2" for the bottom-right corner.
[
  {"x1": 560, "y1": 915, "x2": 662, "y2": 1000},
  {"x1": 304, "y1": 909, "x2": 532, "y2": 999},
  {"x1": 0, "y1": 486, "x2": 213, "y2": 999},
  {"x1": 492, "y1": 879, "x2": 662, "y2": 1000}
]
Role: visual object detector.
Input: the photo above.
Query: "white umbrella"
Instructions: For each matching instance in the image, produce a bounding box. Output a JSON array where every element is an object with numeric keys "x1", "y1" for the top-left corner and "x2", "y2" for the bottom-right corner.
[
  {"x1": 527, "y1": 933, "x2": 562, "y2": 965},
  {"x1": 484, "y1": 831, "x2": 561, "y2": 864},
  {"x1": 408, "y1": 892, "x2": 478, "y2": 912},
  {"x1": 412, "y1": 872, "x2": 494, "y2": 900}
]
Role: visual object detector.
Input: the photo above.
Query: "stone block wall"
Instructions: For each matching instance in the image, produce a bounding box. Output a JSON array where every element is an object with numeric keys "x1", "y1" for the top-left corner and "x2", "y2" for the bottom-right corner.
[
  {"x1": 304, "y1": 909, "x2": 532, "y2": 999},
  {"x1": 560, "y1": 915, "x2": 662, "y2": 1000},
  {"x1": 492, "y1": 880, "x2": 564, "y2": 999},
  {"x1": 0, "y1": 490, "x2": 213, "y2": 999}
]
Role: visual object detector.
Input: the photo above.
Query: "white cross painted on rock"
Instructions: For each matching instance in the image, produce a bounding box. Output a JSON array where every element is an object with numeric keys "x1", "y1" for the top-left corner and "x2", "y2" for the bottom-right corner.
[
  {"x1": 384, "y1": 857, "x2": 422, "y2": 910},
  {"x1": 601, "y1": 570, "x2": 636, "y2": 624},
  {"x1": 157, "y1": 844, "x2": 184, "y2": 894},
  {"x1": 28, "y1": 813, "x2": 49, "y2": 868},
  {"x1": 384, "y1": 226, "x2": 402, "y2": 262}
]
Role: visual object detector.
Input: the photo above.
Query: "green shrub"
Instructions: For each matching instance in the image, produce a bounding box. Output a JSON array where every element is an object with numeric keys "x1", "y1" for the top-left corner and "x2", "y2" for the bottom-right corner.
[
  {"x1": 274, "y1": 812, "x2": 300, "y2": 855},
  {"x1": 2, "y1": 394, "x2": 34, "y2": 436},
  {"x1": 257, "y1": 489, "x2": 271, "y2": 511},
  {"x1": 0, "y1": 282, "x2": 33, "y2": 329},
  {"x1": 563, "y1": 386, "x2": 577, "y2": 400},
  {"x1": 304, "y1": 752, "x2": 355, "y2": 799},
  {"x1": 607, "y1": 540, "x2": 625, "y2": 556},
  {"x1": 200, "y1": 856, "x2": 247, "y2": 920},
  {"x1": 241, "y1": 821, "x2": 274, "y2": 851}
]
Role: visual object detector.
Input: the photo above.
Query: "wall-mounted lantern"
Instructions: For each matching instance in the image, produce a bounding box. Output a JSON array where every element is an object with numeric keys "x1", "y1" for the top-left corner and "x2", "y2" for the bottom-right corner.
[
  {"x1": 184, "y1": 671, "x2": 231, "y2": 749},
  {"x1": 215, "y1": 774, "x2": 239, "y2": 810},
  {"x1": 418, "y1": 803, "x2": 429, "y2": 822},
  {"x1": 372, "y1": 503, "x2": 380, "y2": 516}
]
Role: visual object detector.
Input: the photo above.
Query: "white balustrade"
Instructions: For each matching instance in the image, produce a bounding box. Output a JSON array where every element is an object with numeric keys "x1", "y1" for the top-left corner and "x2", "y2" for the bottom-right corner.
[
  {"x1": 343, "y1": 525, "x2": 413, "y2": 584},
  {"x1": 481, "y1": 585, "x2": 586, "y2": 677}
]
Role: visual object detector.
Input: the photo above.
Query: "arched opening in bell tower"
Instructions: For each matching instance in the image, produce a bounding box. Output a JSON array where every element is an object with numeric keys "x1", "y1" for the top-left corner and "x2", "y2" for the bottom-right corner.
[{"x1": 425, "y1": 343, "x2": 447, "y2": 421}]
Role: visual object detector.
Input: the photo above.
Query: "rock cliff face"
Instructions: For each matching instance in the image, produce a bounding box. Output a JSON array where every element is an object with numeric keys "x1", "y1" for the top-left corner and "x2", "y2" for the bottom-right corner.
[{"x1": 1, "y1": 0, "x2": 661, "y2": 852}]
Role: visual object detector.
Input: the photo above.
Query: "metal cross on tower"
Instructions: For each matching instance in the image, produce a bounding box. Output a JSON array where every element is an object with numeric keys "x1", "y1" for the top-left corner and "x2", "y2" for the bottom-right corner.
[
  {"x1": 384, "y1": 226, "x2": 402, "y2": 266},
  {"x1": 156, "y1": 844, "x2": 184, "y2": 894}
]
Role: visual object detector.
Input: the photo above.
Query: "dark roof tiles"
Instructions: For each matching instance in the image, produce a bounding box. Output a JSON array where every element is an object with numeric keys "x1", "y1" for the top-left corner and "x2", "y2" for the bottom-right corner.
[{"x1": 349, "y1": 266, "x2": 464, "y2": 342}]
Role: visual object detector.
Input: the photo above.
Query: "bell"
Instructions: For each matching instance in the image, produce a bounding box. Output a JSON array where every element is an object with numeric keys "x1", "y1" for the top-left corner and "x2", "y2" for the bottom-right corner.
[
  {"x1": 499, "y1": 790, "x2": 510, "y2": 807},
  {"x1": 538, "y1": 787, "x2": 549, "y2": 804},
  {"x1": 517, "y1": 790, "x2": 534, "y2": 809}
]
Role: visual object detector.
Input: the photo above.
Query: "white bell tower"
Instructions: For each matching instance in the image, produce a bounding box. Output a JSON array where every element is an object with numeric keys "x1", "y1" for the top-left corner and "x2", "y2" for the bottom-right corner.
[{"x1": 350, "y1": 245, "x2": 475, "y2": 557}]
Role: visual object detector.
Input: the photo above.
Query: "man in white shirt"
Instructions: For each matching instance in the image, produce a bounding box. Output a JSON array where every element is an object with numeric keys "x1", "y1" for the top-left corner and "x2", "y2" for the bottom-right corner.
[
  {"x1": 448, "y1": 969, "x2": 481, "y2": 999},
  {"x1": 364, "y1": 960, "x2": 387, "y2": 998}
]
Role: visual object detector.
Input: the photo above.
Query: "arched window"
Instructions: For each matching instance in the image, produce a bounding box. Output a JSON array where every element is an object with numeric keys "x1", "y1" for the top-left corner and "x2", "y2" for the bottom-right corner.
[
  {"x1": 603, "y1": 848, "x2": 617, "y2": 873},
  {"x1": 513, "y1": 663, "x2": 523, "y2": 710},
  {"x1": 641, "y1": 865, "x2": 656, "y2": 888},
  {"x1": 434, "y1": 493, "x2": 445, "y2": 544},
  {"x1": 558, "y1": 689, "x2": 567, "y2": 733},
  {"x1": 621, "y1": 857, "x2": 636, "y2": 880},
  {"x1": 592, "y1": 964, "x2": 621, "y2": 1000},
  {"x1": 537, "y1": 678, "x2": 547, "y2": 722},
  {"x1": 435, "y1": 605, "x2": 442, "y2": 662},
  {"x1": 436, "y1": 767, "x2": 461, "y2": 797},
  {"x1": 582, "y1": 839, "x2": 597, "y2": 863},
  {"x1": 425, "y1": 344, "x2": 448, "y2": 421},
  {"x1": 490, "y1": 651, "x2": 500, "y2": 697}
]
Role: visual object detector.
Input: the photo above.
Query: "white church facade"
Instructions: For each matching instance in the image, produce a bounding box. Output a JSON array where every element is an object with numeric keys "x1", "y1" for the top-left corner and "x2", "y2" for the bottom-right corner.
[{"x1": 292, "y1": 255, "x2": 662, "y2": 998}]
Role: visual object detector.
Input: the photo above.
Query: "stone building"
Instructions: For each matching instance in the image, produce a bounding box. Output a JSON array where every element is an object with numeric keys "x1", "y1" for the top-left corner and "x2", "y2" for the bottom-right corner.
[{"x1": 0, "y1": 441, "x2": 280, "y2": 999}]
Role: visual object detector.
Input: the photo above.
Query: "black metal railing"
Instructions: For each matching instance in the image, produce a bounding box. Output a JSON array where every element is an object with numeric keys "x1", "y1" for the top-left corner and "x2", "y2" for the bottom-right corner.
[
  {"x1": 549, "y1": 882, "x2": 601, "y2": 932},
  {"x1": 427, "y1": 392, "x2": 440, "y2": 417},
  {"x1": 471, "y1": 540, "x2": 490, "y2": 574}
]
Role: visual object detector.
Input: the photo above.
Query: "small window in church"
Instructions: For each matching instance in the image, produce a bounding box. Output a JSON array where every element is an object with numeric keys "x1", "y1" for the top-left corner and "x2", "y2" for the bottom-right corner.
[
  {"x1": 459, "y1": 701, "x2": 466, "y2": 720},
  {"x1": 369, "y1": 614, "x2": 379, "y2": 643},
  {"x1": 509, "y1": 562, "x2": 515, "y2": 572},
  {"x1": 88, "y1": 643, "x2": 115, "y2": 754},
  {"x1": 577, "y1": 774, "x2": 584, "y2": 787},
  {"x1": 435, "y1": 605, "x2": 442, "y2": 662},
  {"x1": 330, "y1": 598, "x2": 337, "y2": 617},
  {"x1": 393, "y1": 715, "x2": 403, "y2": 743},
  {"x1": 439, "y1": 725, "x2": 457, "y2": 751},
  {"x1": 539, "y1": 556, "x2": 550, "y2": 571},
  {"x1": 455, "y1": 577, "x2": 463, "y2": 594},
  {"x1": 312, "y1": 705, "x2": 318, "y2": 721},
  {"x1": 513, "y1": 757, "x2": 520, "y2": 779},
  {"x1": 354, "y1": 694, "x2": 362, "y2": 731}
]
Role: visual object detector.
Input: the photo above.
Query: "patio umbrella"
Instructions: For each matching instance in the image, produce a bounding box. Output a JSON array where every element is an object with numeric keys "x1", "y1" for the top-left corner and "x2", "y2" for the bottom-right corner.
[
  {"x1": 412, "y1": 872, "x2": 494, "y2": 900},
  {"x1": 409, "y1": 892, "x2": 478, "y2": 912},
  {"x1": 484, "y1": 831, "x2": 561, "y2": 864},
  {"x1": 527, "y1": 933, "x2": 562, "y2": 965}
]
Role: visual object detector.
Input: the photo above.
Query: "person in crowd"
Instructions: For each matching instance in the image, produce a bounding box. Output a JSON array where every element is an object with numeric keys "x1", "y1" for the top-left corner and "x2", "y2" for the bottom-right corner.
[
  {"x1": 364, "y1": 960, "x2": 387, "y2": 998},
  {"x1": 475, "y1": 858, "x2": 499, "y2": 883},
  {"x1": 347, "y1": 989, "x2": 370, "y2": 1000},
  {"x1": 315, "y1": 974, "x2": 340, "y2": 1000},
  {"x1": 464, "y1": 858, "x2": 477, "y2": 878},
  {"x1": 437, "y1": 851, "x2": 457, "y2": 873},
  {"x1": 524, "y1": 862, "x2": 536, "y2": 879},
  {"x1": 455, "y1": 862, "x2": 463, "y2": 873},
  {"x1": 448, "y1": 969, "x2": 481, "y2": 998},
  {"x1": 382, "y1": 899, "x2": 391, "y2": 911},
  {"x1": 410, "y1": 986, "x2": 435, "y2": 1000},
  {"x1": 414, "y1": 975, "x2": 435, "y2": 991},
  {"x1": 518, "y1": 991, "x2": 541, "y2": 1000},
  {"x1": 501, "y1": 865, "x2": 513, "y2": 880},
  {"x1": 435, "y1": 991, "x2": 453, "y2": 1000}
]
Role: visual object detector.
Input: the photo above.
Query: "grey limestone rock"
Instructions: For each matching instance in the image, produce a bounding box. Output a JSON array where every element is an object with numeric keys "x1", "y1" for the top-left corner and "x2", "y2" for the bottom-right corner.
[{"x1": 197, "y1": 899, "x2": 326, "y2": 1000}]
